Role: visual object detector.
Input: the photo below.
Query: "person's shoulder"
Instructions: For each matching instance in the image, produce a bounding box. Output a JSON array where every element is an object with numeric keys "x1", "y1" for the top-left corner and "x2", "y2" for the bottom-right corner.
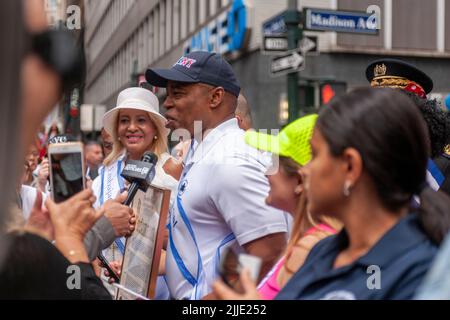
[
  {"x1": 102, "y1": 157, "x2": 121, "y2": 170},
  {"x1": 389, "y1": 215, "x2": 439, "y2": 266},
  {"x1": 386, "y1": 240, "x2": 438, "y2": 299},
  {"x1": 215, "y1": 130, "x2": 268, "y2": 166},
  {"x1": 296, "y1": 233, "x2": 339, "y2": 268},
  {"x1": 398, "y1": 237, "x2": 438, "y2": 266}
]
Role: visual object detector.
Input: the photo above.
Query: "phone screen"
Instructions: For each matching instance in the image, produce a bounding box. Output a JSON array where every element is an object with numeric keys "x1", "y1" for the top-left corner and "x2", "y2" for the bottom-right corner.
[
  {"x1": 219, "y1": 248, "x2": 262, "y2": 293},
  {"x1": 50, "y1": 150, "x2": 85, "y2": 203},
  {"x1": 219, "y1": 248, "x2": 241, "y2": 288}
]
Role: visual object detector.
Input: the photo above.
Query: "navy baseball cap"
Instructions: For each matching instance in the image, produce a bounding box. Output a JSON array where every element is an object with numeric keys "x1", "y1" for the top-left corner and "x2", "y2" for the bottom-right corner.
[{"x1": 145, "y1": 51, "x2": 241, "y2": 97}]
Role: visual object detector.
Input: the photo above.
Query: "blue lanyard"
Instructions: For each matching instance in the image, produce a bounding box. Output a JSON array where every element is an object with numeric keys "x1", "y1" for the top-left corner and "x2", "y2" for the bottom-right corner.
[
  {"x1": 167, "y1": 145, "x2": 204, "y2": 290},
  {"x1": 115, "y1": 160, "x2": 125, "y2": 255},
  {"x1": 168, "y1": 143, "x2": 237, "y2": 298},
  {"x1": 99, "y1": 159, "x2": 125, "y2": 205},
  {"x1": 99, "y1": 159, "x2": 126, "y2": 255}
]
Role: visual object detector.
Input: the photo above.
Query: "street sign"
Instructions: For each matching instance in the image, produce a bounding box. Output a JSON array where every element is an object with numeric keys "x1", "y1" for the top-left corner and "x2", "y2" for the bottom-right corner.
[
  {"x1": 299, "y1": 36, "x2": 318, "y2": 54},
  {"x1": 270, "y1": 50, "x2": 305, "y2": 77},
  {"x1": 262, "y1": 11, "x2": 287, "y2": 36},
  {"x1": 262, "y1": 11, "x2": 288, "y2": 55},
  {"x1": 304, "y1": 8, "x2": 378, "y2": 35},
  {"x1": 263, "y1": 35, "x2": 289, "y2": 52},
  {"x1": 262, "y1": 11, "x2": 320, "y2": 55},
  {"x1": 264, "y1": 35, "x2": 318, "y2": 55}
]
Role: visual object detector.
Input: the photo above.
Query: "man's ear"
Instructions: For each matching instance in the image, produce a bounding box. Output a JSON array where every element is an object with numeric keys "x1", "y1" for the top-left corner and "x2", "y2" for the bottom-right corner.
[{"x1": 210, "y1": 87, "x2": 225, "y2": 109}]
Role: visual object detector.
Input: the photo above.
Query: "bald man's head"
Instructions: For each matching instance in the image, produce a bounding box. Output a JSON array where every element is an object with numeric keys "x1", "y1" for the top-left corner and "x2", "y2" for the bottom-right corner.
[{"x1": 235, "y1": 94, "x2": 253, "y2": 131}]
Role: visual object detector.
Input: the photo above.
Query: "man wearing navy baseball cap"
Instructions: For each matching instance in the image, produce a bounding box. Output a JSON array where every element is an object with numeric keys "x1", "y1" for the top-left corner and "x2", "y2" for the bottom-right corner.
[
  {"x1": 145, "y1": 52, "x2": 288, "y2": 300},
  {"x1": 146, "y1": 51, "x2": 241, "y2": 134}
]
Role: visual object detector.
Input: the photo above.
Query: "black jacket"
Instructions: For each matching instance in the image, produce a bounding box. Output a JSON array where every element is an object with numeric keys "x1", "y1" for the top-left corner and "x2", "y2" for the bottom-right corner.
[{"x1": 0, "y1": 232, "x2": 111, "y2": 300}]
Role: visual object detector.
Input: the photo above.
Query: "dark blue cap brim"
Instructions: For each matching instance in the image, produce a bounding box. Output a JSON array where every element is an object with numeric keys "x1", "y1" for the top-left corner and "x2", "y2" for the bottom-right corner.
[{"x1": 145, "y1": 68, "x2": 198, "y2": 88}]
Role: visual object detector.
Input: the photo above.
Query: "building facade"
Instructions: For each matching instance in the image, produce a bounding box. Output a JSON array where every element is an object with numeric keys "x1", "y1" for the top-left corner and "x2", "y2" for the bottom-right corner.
[{"x1": 84, "y1": 0, "x2": 450, "y2": 130}]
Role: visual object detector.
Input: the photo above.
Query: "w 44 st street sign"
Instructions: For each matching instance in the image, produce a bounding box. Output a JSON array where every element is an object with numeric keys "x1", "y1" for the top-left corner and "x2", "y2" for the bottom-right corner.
[
  {"x1": 263, "y1": 35, "x2": 318, "y2": 55},
  {"x1": 264, "y1": 36, "x2": 289, "y2": 52},
  {"x1": 270, "y1": 50, "x2": 305, "y2": 77}
]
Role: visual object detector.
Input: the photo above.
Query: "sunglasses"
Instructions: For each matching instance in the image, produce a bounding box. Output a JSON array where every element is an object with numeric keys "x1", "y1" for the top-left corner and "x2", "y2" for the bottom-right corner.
[{"x1": 30, "y1": 28, "x2": 86, "y2": 94}]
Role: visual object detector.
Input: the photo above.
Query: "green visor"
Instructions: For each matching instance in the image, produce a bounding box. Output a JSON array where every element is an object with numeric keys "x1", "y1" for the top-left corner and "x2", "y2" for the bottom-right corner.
[{"x1": 245, "y1": 114, "x2": 318, "y2": 166}]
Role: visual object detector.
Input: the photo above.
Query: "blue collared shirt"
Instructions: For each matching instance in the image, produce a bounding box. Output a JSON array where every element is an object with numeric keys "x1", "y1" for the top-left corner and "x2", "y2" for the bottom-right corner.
[{"x1": 276, "y1": 214, "x2": 438, "y2": 300}]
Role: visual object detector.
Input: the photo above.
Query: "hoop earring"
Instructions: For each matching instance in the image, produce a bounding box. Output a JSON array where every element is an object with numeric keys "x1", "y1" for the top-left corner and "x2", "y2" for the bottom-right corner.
[{"x1": 343, "y1": 181, "x2": 352, "y2": 197}]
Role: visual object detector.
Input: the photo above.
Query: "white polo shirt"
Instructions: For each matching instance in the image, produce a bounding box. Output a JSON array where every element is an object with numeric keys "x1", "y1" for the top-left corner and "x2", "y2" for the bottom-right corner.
[{"x1": 166, "y1": 118, "x2": 288, "y2": 300}]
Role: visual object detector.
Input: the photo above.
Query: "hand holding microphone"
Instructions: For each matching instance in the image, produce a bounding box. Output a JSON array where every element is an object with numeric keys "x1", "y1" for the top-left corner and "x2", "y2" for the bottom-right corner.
[
  {"x1": 97, "y1": 152, "x2": 158, "y2": 282},
  {"x1": 101, "y1": 151, "x2": 158, "y2": 237},
  {"x1": 121, "y1": 151, "x2": 158, "y2": 206}
]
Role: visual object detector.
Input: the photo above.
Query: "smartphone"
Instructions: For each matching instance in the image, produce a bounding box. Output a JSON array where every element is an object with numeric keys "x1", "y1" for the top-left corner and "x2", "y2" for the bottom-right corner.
[
  {"x1": 98, "y1": 253, "x2": 121, "y2": 283},
  {"x1": 48, "y1": 142, "x2": 86, "y2": 203},
  {"x1": 218, "y1": 247, "x2": 262, "y2": 292}
]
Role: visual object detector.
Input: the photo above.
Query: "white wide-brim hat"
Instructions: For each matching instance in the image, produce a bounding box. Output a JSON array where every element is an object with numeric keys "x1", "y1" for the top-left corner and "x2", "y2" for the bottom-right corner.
[{"x1": 103, "y1": 87, "x2": 170, "y2": 138}]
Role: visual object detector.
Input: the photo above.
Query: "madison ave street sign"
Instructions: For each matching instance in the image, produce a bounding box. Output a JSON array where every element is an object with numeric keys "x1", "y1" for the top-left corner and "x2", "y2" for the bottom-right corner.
[{"x1": 304, "y1": 8, "x2": 378, "y2": 34}]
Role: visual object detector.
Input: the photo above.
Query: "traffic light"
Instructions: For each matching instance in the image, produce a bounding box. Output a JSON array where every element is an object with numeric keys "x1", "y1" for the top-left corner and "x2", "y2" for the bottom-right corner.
[
  {"x1": 320, "y1": 82, "x2": 347, "y2": 106},
  {"x1": 321, "y1": 84, "x2": 335, "y2": 105}
]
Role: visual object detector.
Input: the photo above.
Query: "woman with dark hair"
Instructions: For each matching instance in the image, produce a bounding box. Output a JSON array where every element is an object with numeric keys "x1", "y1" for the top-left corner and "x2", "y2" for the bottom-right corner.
[{"x1": 276, "y1": 87, "x2": 450, "y2": 300}]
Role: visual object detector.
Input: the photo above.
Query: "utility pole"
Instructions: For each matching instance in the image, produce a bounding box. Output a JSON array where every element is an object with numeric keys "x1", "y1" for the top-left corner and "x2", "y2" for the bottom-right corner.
[{"x1": 285, "y1": 0, "x2": 302, "y2": 123}]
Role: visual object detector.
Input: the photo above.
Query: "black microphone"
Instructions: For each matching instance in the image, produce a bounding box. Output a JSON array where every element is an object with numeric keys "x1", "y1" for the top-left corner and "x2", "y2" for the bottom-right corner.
[{"x1": 122, "y1": 151, "x2": 158, "y2": 206}]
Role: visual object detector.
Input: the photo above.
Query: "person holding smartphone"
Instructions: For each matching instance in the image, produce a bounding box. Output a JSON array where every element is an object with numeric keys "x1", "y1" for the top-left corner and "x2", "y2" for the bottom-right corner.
[
  {"x1": 0, "y1": 0, "x2": 110, "y2": 299},
  {"x1": 31, "y1": 134, "x2": 136, "y2": 263}
]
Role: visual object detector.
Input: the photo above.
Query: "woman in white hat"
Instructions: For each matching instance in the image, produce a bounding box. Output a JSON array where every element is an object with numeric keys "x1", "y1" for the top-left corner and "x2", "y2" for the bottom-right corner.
[{"x1": 91, "y1": 87, "x2": 179, "y2": 265}]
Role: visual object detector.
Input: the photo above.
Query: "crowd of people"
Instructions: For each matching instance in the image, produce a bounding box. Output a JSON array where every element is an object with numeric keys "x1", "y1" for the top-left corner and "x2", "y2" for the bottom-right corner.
[{"x1": 0, "y1": 0, "x2": 450, "y2": 301}]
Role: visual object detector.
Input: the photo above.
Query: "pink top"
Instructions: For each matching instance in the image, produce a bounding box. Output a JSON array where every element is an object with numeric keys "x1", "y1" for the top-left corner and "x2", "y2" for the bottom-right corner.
[{"x1": 257, "y1": 223, "x2": 336, "y2": 300}]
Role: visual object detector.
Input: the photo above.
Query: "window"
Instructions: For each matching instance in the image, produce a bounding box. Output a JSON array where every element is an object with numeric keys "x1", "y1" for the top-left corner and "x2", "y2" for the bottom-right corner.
[
  {"x1": 166, "y1": 0, "x2": 173, "y2": 51},
  {"x1": 173, "y1": 0, "x2": 180, "y2": 45},
  {"x1": 189, "y1": 0, "x2": 197, "y2": 33},
  {"x1": 181, "y1": 0, "x2": 188, "y2": 39},
  {"x1": 199, "y1": 0, "x2": 207, "y2": 25},
  {"x1": 337, "y1": 0, "x2": 384, "y2": 49},
  {"x1": 154, "y1": 7, "x2": 160, "y2": 60},
  {"x1": 160, "y1": 2, "x2": 165, "y2": 56},
  {"x1": 392, "y1": 0, "x2": 437, "y2": 50}
]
